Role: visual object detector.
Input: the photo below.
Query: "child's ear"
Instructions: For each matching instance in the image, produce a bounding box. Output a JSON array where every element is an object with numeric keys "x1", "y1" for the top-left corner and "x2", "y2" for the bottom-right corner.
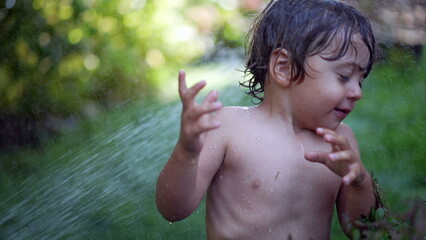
[{"x1": 269, "y1": 48, "x2": 292, "y2": 88}]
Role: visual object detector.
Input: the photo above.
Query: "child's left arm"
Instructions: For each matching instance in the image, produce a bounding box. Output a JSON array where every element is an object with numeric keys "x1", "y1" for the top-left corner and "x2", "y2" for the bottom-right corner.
[{"x1": 304, "y1": 124, "x2": 376, "y2": 236}]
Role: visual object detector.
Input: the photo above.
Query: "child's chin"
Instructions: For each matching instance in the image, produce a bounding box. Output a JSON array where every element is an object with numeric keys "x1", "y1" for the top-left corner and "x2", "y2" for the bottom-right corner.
[{"x1": 318, "y1": 122, "x2": 341, "y2": 131}]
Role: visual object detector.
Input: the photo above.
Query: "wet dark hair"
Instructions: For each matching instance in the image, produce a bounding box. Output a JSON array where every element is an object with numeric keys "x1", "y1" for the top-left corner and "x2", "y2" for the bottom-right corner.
[{"x1": 242, "y1": 0, "x2": 377, "y2": 102}]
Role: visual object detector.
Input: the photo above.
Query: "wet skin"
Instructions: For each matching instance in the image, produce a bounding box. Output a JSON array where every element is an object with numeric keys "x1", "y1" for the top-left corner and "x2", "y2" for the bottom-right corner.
[{"x1": 156, "y1": 36, "x2": 376, "y2": 239}]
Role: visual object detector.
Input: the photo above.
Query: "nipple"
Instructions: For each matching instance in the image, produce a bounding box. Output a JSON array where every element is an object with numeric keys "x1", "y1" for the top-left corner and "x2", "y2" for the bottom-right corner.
[{"x1": 251, "y1": 179, "x2": 261, "y2": 190}]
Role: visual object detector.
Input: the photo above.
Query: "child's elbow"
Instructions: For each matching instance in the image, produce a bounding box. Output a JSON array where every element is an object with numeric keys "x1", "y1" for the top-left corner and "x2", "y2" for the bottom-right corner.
[
  {"x1": 156, "y1": 196, "x2": 192, "y2": 222},
  {"x1": 158, "y1": 211, "x2": 186, "y2": 223},
  {"x1": 156, "y1": 203, "x2": 192, "y2": 223}
]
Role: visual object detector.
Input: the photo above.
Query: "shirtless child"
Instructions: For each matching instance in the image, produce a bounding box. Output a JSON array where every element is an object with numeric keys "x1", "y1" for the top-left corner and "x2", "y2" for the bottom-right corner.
[{"x1": 156, "y1": 0, "x2": 378, "y2": 239}]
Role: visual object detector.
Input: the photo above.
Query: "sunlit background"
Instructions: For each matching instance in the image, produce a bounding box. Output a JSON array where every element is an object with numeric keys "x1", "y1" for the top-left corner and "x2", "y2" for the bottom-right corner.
[{"x1": 0, "y1": 0, "x2": 425, "y2": 239}]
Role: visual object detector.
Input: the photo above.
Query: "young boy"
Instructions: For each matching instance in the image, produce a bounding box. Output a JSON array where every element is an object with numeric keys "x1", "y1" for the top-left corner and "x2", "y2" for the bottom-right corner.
[{"x1": 156, "y1": 0, "x2": 379, "y2": 239}]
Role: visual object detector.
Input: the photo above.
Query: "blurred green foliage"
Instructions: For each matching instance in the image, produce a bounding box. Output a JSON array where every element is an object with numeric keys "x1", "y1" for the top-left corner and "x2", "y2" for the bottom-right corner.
[
  {"x1": 0, "y1": 0, "x2": 259, "y2": 121},
  {"x1": 0, "y1": 0, "x2": 424, "y2": 238},
  {"x1": 0, "y1": 48, "x2": 424, "y2": 238}
]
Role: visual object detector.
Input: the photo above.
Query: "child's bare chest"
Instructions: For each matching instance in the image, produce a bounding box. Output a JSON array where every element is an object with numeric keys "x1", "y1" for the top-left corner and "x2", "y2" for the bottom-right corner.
[
  {"x1": 206, "y1": 124, "x2": 342, "y2": 237},
  {"x1": 219, "y1": 128, "x2": 341, "y2": 210}
]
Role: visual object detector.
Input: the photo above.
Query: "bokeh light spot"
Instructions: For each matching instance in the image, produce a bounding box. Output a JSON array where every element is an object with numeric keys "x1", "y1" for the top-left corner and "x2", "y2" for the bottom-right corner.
[
  {"x1": 32, "y1": 0, "x2": 44, "y2": 10},
  {"x1": 5, "y1": 0, "x2": 16, "y2": 9},
  {"x1": 99, "y1": 17, "x2": 118, "y2": 33},
  {"x1": 84, "y1": 54, "x2": 100, "y2": 71},
  {"x1": 38, "y1": 32, "x2": 51, "y2": 46},
  {"x1": 68, "y1": 28, "x2": 83, "y2": 44},
  {"x1": 59, "y1": 5, "x2": 73, "y2": 20},
  {"x1": 145, "y1": 49, "x2": 165, "y2": 68}
]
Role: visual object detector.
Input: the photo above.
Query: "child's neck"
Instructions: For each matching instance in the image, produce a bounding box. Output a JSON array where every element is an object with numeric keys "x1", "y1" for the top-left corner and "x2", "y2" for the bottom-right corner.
[{"x1": 261, "y1": 90, "x2": 324, "y2": 137}]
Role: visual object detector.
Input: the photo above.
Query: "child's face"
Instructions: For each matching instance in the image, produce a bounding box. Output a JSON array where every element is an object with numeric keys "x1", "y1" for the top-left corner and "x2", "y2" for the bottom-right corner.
[{"x1": 289, "y1": 35, "x2": 370, "y2": 130}]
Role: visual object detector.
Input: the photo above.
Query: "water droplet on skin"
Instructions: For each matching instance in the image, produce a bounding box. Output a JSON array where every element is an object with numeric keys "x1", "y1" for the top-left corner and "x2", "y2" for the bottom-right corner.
[
  {"x1": 268, "y1": 227, "x2": 272, "y2": 233},
  {"x1": 299, "y1": 143, "x2": 305, "y2": 155},
  {"x1": 269, "y1": 188, "x2": 274, "y2": 193},
  {"x1": 256, "y1": 136, "x2": 261, "y2": 141},
  {"x1": 219, "y1": 175, "x2": 223, "y2": 180},
  {"x1": 169, "y1": 222, "x2": 173, "y2": 225}
]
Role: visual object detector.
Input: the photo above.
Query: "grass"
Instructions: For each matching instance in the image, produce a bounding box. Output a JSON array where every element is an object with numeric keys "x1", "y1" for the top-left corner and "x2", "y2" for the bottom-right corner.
[{"x1": 0, "y1": 47, "x2": 425, "y2": 239}]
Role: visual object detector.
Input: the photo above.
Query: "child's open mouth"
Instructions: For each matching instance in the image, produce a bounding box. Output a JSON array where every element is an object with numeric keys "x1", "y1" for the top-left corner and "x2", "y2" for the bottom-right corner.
[{"x1": 334, "y1": 108, "x2": 350, "y2": 119}]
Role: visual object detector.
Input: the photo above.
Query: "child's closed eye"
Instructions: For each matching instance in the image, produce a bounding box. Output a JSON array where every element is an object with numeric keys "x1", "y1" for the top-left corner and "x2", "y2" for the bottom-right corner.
[
  {"x1": 338, "y1": 74, "x2": 350, "y2": 82},
  {"x1": 338, "y1": 74, "x2": 364, "y2": 89}
]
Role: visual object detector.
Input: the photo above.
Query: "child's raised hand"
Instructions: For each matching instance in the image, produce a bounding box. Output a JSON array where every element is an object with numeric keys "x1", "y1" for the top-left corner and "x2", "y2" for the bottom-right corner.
[
  {"x1": 304, "y1": 128, "x2": 366, "y2": 186},
  {"x1": 177, "y1": 70, "x2": 222, "y2": 154}
]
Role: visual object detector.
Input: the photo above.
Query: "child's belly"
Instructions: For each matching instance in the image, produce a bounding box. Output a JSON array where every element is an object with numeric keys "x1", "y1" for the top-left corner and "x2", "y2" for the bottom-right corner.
[{"x1": 205, "y1": 144, "x2": 341, "y2": 239}]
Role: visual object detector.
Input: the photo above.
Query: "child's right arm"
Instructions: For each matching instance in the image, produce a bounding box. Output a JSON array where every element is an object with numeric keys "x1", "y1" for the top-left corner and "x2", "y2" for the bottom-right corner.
[{"x1": 156, "y1": 70, "x2": 224, "y2": 222}]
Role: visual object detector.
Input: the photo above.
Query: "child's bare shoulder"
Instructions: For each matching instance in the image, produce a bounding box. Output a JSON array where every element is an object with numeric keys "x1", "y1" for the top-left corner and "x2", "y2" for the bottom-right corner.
[
  {"x1": 337, "y1": 122, "x2": 359, "y2": 149},
  {"x1": 203, "y1": 106, "x2": 254, "y2": 152},
  {"x1": 336, "y1": 122, "x2": 356, "y2": 138},
  {"x1": 214, "y1": 106, "x2": 256, "y2": 125},
  {"x1": 208, "y1": 106, "x2": 256, "y2": 139}
]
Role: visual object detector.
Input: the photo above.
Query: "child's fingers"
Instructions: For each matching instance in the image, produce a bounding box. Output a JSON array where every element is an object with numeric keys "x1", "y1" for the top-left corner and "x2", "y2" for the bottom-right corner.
[
  {"x1": 328, "y1": 150, "x2": 354, "y2": 162},
  {"x1": 185, "y1": 80, "x2": 206, "y2": 101},
  {"x1": 315, "y1": 127, "x2": 333, "y2": 137},
  {"x1": 320, "y1": 132, "x2": 350, "y2": 152},
  {"x1": 306, "y1": 150, "x2": 355, "y2": 178},
  {"x1": 304, "y1": 151, "x2": 330, "y2": 164},
  {"x1": 189, "y1": 101, "x2": 222, "y2": 120},
  {"x1": 315, "y1": 128, "x2": 340, "y2": 151},
  {"x1": 188, "y1": 80, "x2": 206, "y2": 99},
  {"x1": 342, "y1": 167, "x2": 359, "y2": 185},
  {"x1": 184, "y1": 112, "x2": 221, "y2": 138},
  {"x1": 197, "y1": 119, "x2": 221, "y2": 132},
  {"x1": 178, "y1": 70, "x2": 188, "y2": 96},
  {"x1": 203, "y1": 90, "x2": 219, "y2": 104},
  {"x1": 180, "y1": 80, "x2": 206, "y2": 110},
  {"x1": 177, "y1": 70, "x2": 207, "y2": 107},
  {"x1": 345, "y1": 165, "x2": 367, "y2": 186}
]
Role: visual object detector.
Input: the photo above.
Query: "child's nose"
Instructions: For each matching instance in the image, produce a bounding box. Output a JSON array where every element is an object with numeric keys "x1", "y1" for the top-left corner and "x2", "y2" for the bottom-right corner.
[{"x1": 347, "y1": 84, "x2": 362, "y2": 101}]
